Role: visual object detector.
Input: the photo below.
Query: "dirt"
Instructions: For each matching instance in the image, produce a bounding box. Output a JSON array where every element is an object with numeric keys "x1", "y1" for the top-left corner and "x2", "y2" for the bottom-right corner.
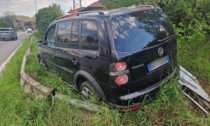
[
  {"x1": 187, "y1": 94, "x2": 207, "y2": 117},
  {"x1": 184, "y1": 83, "x2": 210, "y2": 117},
  {"x1": 199, "y1": 79, "x2": 210, "y2": 96}
]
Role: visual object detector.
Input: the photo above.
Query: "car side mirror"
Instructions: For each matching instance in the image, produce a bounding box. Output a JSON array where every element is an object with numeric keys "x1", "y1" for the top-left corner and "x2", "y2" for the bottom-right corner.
[{"x1": 36, "y1": 40, "x2": 43, "y2": 46}]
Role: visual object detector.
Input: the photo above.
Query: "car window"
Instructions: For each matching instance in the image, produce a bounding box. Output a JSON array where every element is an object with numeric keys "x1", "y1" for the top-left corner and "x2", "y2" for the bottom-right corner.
[
  {"x1": 46, "y1": 25, "x2": 56, "y2": 47},
  {"x1": 57, "y1": 21, "x2": 72, "y2": 47},
  {"x1": 0, "y1": 29, "x2": 13, "y2": 32},
  {"x1": 71, "y1": 20, "x2": 79, "y2": 48},
  {"x1": 112, "y1": 9, "x2": 173, "y2": 53},
  {"x1": 81, "y1": 20, "x2": 98, "y2": 50}
]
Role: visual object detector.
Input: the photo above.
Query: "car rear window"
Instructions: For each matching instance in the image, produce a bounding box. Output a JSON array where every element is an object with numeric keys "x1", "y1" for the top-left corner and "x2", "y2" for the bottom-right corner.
[
  {"x1": 0, "y1": 29, "x2": 13, "y2": 31},
  {"x1": 111, "y1": 8, "x2": 174, "y2": 52}
]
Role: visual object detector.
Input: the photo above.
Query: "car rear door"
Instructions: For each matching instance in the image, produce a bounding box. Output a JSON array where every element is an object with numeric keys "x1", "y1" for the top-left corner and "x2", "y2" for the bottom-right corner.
[
  {"x1": 78, "y1": 20, "x2": 110, "y2": 83},
  {"x1": 55, "y1": 20, "x2": 80, "y2": 84}
]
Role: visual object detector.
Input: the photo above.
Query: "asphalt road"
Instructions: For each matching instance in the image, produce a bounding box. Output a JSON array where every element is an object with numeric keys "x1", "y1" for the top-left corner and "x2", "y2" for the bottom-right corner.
[{"x1": 0, "y1": 31, "x2": 32, "y2": 66}]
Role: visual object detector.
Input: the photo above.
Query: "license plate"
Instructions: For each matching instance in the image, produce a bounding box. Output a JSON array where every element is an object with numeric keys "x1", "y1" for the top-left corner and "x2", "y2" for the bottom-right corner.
[{"x1": 147, "y1": 55, "x2": 170, "y2": 73}]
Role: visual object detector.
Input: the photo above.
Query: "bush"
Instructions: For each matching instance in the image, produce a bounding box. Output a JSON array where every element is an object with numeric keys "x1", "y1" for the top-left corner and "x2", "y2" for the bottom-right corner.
[
  {"x1": 0, "y1": 19, "x2": 10, "y2": 28},
  {"x1": 36, "y1": 5, "x2": 63, "y2": 39}
]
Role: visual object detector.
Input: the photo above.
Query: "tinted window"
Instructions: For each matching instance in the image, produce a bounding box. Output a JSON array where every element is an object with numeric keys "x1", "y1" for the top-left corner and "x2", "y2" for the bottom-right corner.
[
  {"x1": 112, "y1": 9, "x2": 174, "y2": 52},
  {"x1": 0, "y1": 29, "x2": 13, "y2": 31},
  {"x1": 81, "y1": 20, "x2": 98, "y2": 50},
  {"x1": 71, "y1": 21, "x2": 79, "y2": 44},
  {"x1": 46, "y1": 25, "x2": 56, "y2": 47},
  {"x1": 57, "y1": 21, "x2": 72, "y2": 44}
]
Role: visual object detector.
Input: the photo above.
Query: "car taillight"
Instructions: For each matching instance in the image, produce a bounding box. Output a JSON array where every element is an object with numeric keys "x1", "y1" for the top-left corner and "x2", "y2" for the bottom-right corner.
[
  {"x1": 115, "y1": 74, "x2": 128, "y2": 85},
  {"x1": 110, "y1": 62, "x2": 129, "y2": 85},
  {"x1": 115, "y1": 62, "x2": 126, "y2": 71}
]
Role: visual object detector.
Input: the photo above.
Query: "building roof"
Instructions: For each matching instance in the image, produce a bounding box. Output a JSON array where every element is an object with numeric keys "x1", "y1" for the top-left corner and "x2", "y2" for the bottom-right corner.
[
  {"x1": 88, "y1": 1, "x2": 105, "y2": 8},
  {"x1": 68, "y1": 1, "x2": 105, "y2": 13},
  {"x1": 68, "y1": 7, "x2": 85, "y2": 13}
]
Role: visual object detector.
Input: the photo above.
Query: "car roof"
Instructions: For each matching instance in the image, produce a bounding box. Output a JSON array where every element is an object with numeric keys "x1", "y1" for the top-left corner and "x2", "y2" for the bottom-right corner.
[
  {"x1": 0, "y1": 28, "x2": 13, "y2": 30},
  {"x1": 48, "y1": 5, "x2": 157, "y2": 29},
  {"x1": 55, "y1": 5, "x2": 155, "y2": 22}
]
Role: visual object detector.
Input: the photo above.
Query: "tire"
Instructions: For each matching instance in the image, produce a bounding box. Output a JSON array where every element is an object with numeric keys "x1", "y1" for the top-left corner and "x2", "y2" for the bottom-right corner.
[{"x1": 80, "y1": 81, "x2": 97, "y2": 99}]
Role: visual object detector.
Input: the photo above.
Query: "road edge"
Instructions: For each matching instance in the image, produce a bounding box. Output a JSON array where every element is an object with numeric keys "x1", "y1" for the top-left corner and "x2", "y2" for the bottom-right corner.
[{"x1": 0, "y1": 42, "x2": 23, "y2": 75}]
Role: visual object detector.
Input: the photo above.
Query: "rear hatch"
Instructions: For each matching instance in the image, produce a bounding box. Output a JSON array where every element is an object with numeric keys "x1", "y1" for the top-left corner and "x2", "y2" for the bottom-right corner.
[
  {"x1": 111, "y1": 8, "x2": 177, "y2": 91},
  {"x1": 0, "y1": 29, "x2": 14, "y2": 36}
]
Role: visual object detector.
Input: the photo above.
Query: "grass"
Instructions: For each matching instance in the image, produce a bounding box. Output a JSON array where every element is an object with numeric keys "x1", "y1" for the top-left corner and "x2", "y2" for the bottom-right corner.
[
  {"x1": 178, "y1": 36, "x2": 210, "y2": 95},
  {"x1": 0, "y1": 35, "x2": 209, "y2": 125}
]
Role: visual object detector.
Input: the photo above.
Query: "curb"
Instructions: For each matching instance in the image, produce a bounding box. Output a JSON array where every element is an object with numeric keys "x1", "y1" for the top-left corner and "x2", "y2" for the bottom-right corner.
[{"x1": 20, "y1": 40, "x2": 98, "y2": 112}]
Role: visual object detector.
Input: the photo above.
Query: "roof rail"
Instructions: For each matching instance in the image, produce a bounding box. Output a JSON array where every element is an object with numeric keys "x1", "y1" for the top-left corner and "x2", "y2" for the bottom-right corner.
[
  {"x1": 136, "y1": 5, "x2": 154, "y2": 8},
  {"x1": 54, "y1": 11, "x2": 106, "y2": 21},
  {"x1": 77, "y1": 11, "x2": 99, "y2": 16},
  {"x1": 106, "y1": 5, "x2": 154, "y2": 15},
  {"x1": 75, "y1": 10, "x2": 108, "y2": 16},
  {"x1": 98, "y1": 11, "x2": 107, "y2": 15},
  {"x1": 55, "y1": 14, "x2": 76, "y2": 21}
]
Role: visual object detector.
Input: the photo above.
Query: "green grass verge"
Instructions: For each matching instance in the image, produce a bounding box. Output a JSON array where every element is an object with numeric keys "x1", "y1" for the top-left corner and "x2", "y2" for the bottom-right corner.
[
  {"x1": 0, "y1": 35, "x2": 209, "y2": 125},
  {"x1": 178, "y1": 36, "x2": 210, "y2": 95}
]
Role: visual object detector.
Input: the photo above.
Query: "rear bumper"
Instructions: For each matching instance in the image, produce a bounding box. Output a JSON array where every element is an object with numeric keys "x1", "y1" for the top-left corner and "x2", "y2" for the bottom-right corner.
[
  {"x1": 107, "y1": 67, "x2": 179, "y2": 108},
  {"x1": 0, "y1": 35, "x2": 13, "y2": 39}
]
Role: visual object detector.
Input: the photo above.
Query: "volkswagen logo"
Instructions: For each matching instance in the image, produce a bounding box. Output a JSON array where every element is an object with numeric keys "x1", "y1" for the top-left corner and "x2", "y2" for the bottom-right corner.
[{"x1": 158, "y1": 47, "x2": 164, "y2": 56}]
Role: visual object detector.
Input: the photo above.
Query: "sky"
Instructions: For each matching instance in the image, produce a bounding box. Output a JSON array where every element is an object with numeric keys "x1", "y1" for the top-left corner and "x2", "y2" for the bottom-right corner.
[{"x1": 0, "y1": 0, "x2": 98, "y2": 17}]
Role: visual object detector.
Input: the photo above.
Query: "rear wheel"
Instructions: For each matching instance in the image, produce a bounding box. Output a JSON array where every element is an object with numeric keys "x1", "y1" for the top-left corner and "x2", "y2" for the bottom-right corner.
[
  {"x1": 80, "y1": 81, "x2": 94, "y2": 98},
  {"x1": 80, "y1": 81, "x2": 99, "y2": 100}
]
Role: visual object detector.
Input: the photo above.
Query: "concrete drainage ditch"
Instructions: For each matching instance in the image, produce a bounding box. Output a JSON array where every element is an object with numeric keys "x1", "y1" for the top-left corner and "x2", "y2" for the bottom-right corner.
[{"x1": 20, "y1": 46, "x2": 98, "y2": 112}]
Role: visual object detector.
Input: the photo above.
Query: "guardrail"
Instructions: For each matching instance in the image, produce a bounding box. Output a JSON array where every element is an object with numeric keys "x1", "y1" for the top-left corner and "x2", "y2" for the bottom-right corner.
[{"x1": 20, "y1": 38, "x2": 98, "y2": 112}]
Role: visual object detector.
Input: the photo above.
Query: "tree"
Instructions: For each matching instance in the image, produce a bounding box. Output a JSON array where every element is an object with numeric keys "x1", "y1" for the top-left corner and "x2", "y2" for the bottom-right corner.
[
  {"x1": 49, "y1": 3, "x2": 64, "y2": 15},
  {"x1": 36, "y1": 4, "x2": 63, "y2": 38},
  {"x1": 0, "y1": 19, "x2": 10, "y2": 28},
  {"x1": 50, "y1": 3, "x2": 61, "y2": 10},
  {"x1": 4, "y1": 11, "x2": 16, "y2": 29}
]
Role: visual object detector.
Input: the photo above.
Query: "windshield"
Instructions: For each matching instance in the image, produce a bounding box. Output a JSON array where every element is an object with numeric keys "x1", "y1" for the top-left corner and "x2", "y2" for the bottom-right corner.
[{"x1": 111, "y1": 8, "x2": 174, "y2": 52}]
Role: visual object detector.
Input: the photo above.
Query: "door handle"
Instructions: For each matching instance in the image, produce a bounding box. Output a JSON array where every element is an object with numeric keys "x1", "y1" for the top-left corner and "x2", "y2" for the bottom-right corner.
[{"x1": 71, "y1": 59, "x2": 78, "y2": 65}]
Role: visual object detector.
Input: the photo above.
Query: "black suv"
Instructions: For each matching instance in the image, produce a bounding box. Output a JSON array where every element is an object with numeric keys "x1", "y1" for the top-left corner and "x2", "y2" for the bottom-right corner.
[{"x1": 37, "y1": 5, "x2": 179, "y2": 111}]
